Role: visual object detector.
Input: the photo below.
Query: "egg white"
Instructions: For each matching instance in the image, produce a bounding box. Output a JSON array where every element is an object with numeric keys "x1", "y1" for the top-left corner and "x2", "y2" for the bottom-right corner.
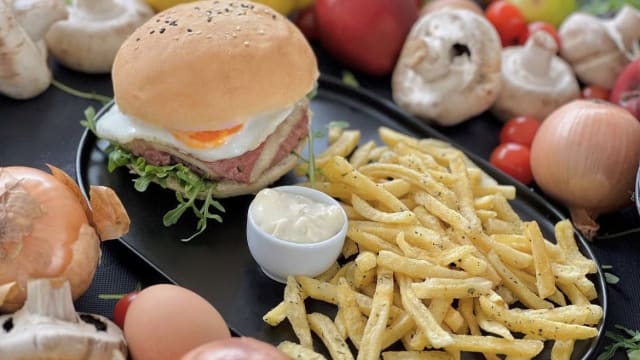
[{"x1": 96, "y1": 103, "x2": 294, "y2": 162}]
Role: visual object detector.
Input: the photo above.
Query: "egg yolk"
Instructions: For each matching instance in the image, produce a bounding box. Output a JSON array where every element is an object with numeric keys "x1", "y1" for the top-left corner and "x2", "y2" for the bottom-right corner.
[{"x1": 171, "y1": 123, "x2": 244, "y2": 149}]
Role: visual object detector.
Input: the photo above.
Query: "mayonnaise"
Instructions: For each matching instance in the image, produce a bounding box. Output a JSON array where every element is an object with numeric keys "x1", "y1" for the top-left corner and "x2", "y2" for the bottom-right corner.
[{"x1": 250, "y1": 188, "x2": 344, "y2": 244}]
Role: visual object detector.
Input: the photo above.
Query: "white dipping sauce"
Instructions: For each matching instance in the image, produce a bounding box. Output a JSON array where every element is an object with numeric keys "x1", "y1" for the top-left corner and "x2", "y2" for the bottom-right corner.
[{"x1": 250, "y1": 188, "x2": 344, "y2": 244}]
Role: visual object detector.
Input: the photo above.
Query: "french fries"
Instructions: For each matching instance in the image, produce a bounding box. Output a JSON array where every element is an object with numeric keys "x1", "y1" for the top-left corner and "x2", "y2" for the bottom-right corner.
[{"x1": 266, "y1": 127, "x2": 602, "y2": 359}]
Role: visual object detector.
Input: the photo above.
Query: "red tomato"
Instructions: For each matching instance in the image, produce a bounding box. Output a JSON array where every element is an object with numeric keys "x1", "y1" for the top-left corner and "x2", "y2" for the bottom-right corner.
[
  {"x1": 294, "y1": 7, "x2": 317, "y2": 41},
  {"x1": 581, "y1": 84, "x2": 610, "y2": 101},
  {"x1": 519, "y1": 21, "x2": 561, "y2": 51},
  {"x1": 490, "y1": 143, "x2": 533, "y2": 184},
  {"x1": 485, "y1": 1, "x2": 528, "y2": 47},
  {"x1": 499, "y1": 116, "x2": 541, "y2": 147},
  {"x1": 113, "y1": 291, "x2": 138, "y2": 329}
]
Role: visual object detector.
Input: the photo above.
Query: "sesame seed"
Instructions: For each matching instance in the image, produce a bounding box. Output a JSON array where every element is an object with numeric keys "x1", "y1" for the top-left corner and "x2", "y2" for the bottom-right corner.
[
  {"x1": 159, "y1": 28, "x2": 166, "y2": 34},
  {"x1": 187, "y1": 28, "x2": 192, "y2": 32},
  {"x1": 150, "y1": 30, "x2": 155, "y2": 34},
  {"x1": 243, "y1": 41, "x2": 250, "y2": 46}
]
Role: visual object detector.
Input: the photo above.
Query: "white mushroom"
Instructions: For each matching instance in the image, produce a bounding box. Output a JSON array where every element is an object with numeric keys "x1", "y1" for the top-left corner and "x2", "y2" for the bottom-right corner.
[
  {"x1": 560, "y1": 5, "x2": 640, "y2": 89},
  {"x1": 492, "y1": 31, "x2": 580, "y2": 122},
  {"x1": 45, "y1": 0, "x2": 153, "y2": 74},
  {"x1": 0, "y1": 0, "x2": 67, "y2": 99},
  {"x1": 392, "y1": 8, "x2": 502, "y2": 126},
  {"x1": 0, "y1": 279, "x2": 127, "y2": 359}
]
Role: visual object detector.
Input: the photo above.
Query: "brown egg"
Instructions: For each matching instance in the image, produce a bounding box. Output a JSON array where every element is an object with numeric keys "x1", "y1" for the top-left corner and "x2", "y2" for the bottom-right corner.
[{"x1": 124, "y1": 284, "x2": 231, "y2": 360}]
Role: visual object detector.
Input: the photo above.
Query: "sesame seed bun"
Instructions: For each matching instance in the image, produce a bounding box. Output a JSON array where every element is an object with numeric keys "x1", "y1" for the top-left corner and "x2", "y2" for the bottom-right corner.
[{"x1": 112, "y1": 0, "x2": 318, "y2": 131}]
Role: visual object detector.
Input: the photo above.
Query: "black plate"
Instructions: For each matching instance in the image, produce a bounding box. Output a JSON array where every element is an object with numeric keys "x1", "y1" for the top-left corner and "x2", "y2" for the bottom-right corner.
[{"x1": 76, "y1": 75, "x2": 606, "y2": 359}]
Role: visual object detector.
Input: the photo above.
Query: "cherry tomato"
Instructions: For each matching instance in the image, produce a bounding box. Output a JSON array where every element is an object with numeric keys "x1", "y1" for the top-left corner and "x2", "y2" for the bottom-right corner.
[
  {"x1": 519, "y1": 21, "x2": 561, "y2": 51},
  {"x1": 499, "y1": 116, "x2": 541, "y2": 147},
  {"x1": 294, "y1": 7, "x2": 317, "y2": 41},
  {"x1": 485, "y1": 1, "x2": 528, "y2": 47},
  {"x1": 490, "y1": 143, "x2": 533, "y2": 184},
  {"x1": 581, "y1": 84, "x2": 610, "y2": 101},
  {"x1": 113, "y1": 291, "x2": 138, "y2": 329}
]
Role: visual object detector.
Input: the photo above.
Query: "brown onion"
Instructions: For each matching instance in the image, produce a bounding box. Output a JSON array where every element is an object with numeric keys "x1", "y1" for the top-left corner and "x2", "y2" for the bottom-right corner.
[
  {"x1": 530, "y1": 100, "x2": 640, "y2": 240},
  {"x1": 0, "y1": 166, "x2": 129, "y2": 312}
]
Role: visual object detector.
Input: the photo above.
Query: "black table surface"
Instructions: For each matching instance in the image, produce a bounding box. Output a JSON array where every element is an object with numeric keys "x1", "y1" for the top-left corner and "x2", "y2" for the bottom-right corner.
[{"x1": 2, "y1": 47, "x2": 639, "y2": 359}]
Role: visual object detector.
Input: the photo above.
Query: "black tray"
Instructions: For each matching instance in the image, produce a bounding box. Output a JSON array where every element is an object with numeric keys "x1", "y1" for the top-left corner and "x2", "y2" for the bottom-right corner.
[{"x1": 76, "y1": 75, "x2": 606, "y2": 359}]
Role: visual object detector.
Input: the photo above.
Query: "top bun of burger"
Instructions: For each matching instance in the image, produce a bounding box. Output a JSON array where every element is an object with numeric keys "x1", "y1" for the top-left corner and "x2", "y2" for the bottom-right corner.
[{"x1": 112, "y1": 0, "x2": 318, "y2": 131}]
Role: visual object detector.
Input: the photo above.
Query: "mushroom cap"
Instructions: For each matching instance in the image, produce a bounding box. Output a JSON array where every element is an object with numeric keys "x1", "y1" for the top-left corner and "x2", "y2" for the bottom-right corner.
[
  {"x1": 492, "y1": 31, "x2": 580, "y2": 122},
  {"x1": 45, "y1": 0, "x2": 154, "y2": 74},
  {"x1": 392, "y1": 8, "x2": 502, "y2": 126}
]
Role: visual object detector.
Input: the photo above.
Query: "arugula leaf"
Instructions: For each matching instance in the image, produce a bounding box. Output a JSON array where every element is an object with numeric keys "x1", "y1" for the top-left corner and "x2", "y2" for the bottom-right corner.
[
  {"x1": 107, "y1": 146, "x2": 224, "y2": 241},
  {"x1": 307, "y1": 82, "x2": 318, "y2": 100},
  {"x1": 599, "y1": 325, "x2": 640, "y2": 360},
  {"x1": 80, "y1": 106, "x2": 98, "y2": 135},
  {"x1": 605, "y1": 272, "x2": 620, "y2": 285},
  {"x1": 342, "y1": 70, "x2": 360, "y2": 88},
  {"x1": 328, "y1": 120, "x2": 350, "y2": 130}
]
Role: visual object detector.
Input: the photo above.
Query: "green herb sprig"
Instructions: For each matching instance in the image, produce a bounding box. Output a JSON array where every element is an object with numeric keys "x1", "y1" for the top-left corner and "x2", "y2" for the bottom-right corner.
[
  {"x1": 107, "y1": 146, "x2": 225, "y2": 241},
  {"x1": 598, "y1": 325, "x2": 640, "y2": 360},
  {"x1": 80, "y1": 106, "x2": 98, "y2": 134},
  {"x1": 295, "y1": 121, "x2": 350, "y2": 188},
  {"x1": 52, "y1": 79, "x2": 112, "y2": 106}
]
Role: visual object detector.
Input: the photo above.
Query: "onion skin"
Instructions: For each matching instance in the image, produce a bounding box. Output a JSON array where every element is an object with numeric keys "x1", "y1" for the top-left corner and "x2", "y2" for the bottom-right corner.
[
  {"x1": 181, "y1": 337, "x2": 289, "y2": 360},
  {"x1": 0, "y1": 167, "x2": 99, "y2": 312},
  {"x1": 530, "y1": 100, "x2": 640, "y2": 240}
]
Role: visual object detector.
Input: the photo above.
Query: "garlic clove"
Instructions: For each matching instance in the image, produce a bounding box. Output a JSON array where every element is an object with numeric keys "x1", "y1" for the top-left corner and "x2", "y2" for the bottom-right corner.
[{"x1": 0, "y1": 279, "x2": 127, "y2": 360}]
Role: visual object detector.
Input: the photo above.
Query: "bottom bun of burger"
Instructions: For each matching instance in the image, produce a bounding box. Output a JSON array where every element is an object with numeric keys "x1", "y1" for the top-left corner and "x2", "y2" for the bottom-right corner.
[{"x1": 180, "y1": 337, "x2": 290, "y2": 360}]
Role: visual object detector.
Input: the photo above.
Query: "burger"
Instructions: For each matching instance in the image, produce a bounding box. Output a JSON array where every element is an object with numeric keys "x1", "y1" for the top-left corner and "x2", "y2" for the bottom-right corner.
[{"x1": 95, "y1": 0, "x2": 318, "y2": 237}]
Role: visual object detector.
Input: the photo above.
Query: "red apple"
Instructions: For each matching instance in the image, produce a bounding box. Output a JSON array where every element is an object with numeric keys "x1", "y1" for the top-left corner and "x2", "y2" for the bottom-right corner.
[
  {"x1": 314, "y1": 0, "x2": 419, "y2": 76},
  {"x1": 611, "y1": 58, "x2": 640, "y2": 120}
]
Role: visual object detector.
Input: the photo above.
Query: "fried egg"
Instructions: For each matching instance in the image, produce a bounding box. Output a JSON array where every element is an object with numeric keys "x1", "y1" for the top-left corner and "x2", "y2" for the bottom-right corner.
[{"x1": 96, "y1": 103, "x2": 294, "y2": 162}]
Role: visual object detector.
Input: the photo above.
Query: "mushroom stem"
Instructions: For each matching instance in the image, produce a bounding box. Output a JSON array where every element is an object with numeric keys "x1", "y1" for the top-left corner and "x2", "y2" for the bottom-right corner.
[
  {"x1": 610, "y1": 5, "x2": 640, "y2": 54},
  {"x1": 406, "y1": 37, "x2": 450, "y2": 82},
  {"x1": 520, "y1": 32, "x2": 557, "y2": 78},
  {"x1": 23, "y1": 280, "x2": 77, "y2": 322}
]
